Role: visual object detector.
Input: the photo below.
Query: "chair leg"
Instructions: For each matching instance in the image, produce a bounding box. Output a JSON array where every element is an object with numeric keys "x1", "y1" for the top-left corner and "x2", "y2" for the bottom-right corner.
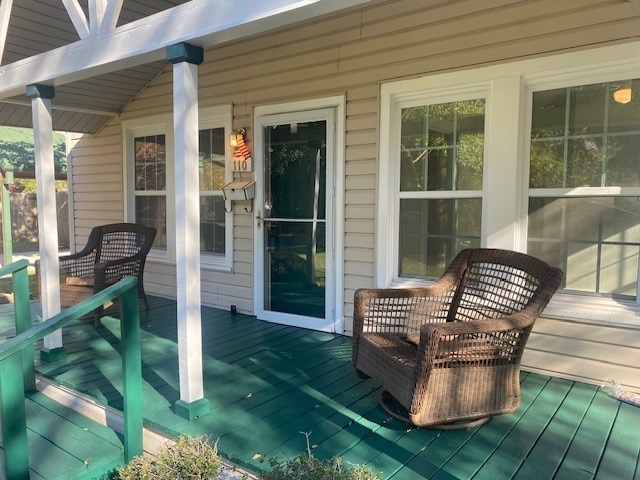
[
  {"x1": 93, "y1": 308, "x2": 102, "y2": 327},
  {"x1": 379, "y1": 391, "x2": 490, "y2": 430}
]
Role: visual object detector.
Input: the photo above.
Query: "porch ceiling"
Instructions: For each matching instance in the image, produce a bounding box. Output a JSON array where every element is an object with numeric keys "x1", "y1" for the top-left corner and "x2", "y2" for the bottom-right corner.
[
  {"x1": 0, "y1": 0, "x2": 189, "y2": 134},
  {"x1": 0, "y1": 0, "x2": 371, "y2": 134}
]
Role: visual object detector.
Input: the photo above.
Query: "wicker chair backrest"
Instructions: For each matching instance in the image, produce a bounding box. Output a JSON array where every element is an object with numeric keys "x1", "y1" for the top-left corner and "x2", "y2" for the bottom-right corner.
[
  {"x1": 446, "y1": 249, "x2": 557, "y2": 323},
  {"x1": 93, "y1": 224, "x2": 156, "y2": 264}
]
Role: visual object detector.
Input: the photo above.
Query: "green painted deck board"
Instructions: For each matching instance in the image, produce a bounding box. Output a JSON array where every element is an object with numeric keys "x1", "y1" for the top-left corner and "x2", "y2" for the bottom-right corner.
[
  {"x1": 0, "y1": 392, "x2": 124, "y2": 480},
  {"x1": 514, "y1": 381, "x2": 599, "y2": 479},
  {"x1": 1, "y1": 297, "x2": 638, "y2": 479},
  {"x1": 595, "y1": 401, "x2": 640, "y2": 480},
  {"x1": 554, "y1": 390, "x2": 621, "y2": 480}
]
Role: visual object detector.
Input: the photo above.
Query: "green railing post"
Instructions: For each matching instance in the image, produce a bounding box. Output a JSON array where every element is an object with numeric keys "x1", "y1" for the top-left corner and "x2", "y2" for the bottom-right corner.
[
  {"x1": 13, "y1": 263, "x2": 35, "y2": 391},
  {"x1": 120, "y1": 283, "x2": 143, "y2": 462},
  {"x1": 0, "y1": 352, "x2": 29, "y2": 480}
]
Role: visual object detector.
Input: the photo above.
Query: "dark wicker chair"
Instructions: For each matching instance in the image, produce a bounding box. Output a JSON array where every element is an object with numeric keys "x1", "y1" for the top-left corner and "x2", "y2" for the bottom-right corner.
[
  {"x1": 352, "y1": 248, "x2": 563, "y2": 430},
  {"x1": 37, "y1": 223, "x2": 156, "y2": 325}
]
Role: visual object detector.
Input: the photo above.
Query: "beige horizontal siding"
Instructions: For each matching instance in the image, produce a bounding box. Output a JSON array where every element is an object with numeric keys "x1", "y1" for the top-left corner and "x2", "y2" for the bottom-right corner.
[
  {"x1": 524, "y1": 316, "x2": 640, "y2": 392},
  {"x1": 68, "y1": 0, "x2": 640, "y2": 388}
]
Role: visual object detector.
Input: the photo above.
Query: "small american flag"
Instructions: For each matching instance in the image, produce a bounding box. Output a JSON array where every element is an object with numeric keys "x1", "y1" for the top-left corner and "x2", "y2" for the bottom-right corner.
[{"x1": 234, "y1": 137, "x2": 251, "y2": 160}]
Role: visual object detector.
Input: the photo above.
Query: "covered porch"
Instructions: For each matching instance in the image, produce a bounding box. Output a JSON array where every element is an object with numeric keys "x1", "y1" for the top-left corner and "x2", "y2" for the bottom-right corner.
[{"x1": 5, "y1": 296, "x2": 638, "y2": 479}]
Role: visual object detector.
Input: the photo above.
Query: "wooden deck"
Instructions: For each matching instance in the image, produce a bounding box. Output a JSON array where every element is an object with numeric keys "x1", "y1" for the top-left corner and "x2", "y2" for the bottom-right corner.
[{"x1": 5, "y1": 296, "x2": 640, "y2": 479}]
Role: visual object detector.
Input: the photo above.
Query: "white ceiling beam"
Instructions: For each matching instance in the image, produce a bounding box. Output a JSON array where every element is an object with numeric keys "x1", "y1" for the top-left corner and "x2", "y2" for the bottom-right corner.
[
  {"x1": 88, "y1": 0, "x2": 106, "y2": 36},
  {"x1": 0, "y1": 0, "x2": 14, "y2": 65},
  {"x1": 61, "y1": 0, "x2": 90, "y2": 40},
  {"x1": 98, "y1": 0, "x2": 124, "y2": 35},
  {"x1": 0, "y1": 0, "x2": 372, "y2": 99}
]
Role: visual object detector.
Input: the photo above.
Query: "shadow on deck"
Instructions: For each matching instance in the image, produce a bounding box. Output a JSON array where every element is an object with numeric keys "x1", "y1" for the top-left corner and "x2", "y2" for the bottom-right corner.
[{"x1": 4, "y1": 296, "x2": 640, "y2": 479}]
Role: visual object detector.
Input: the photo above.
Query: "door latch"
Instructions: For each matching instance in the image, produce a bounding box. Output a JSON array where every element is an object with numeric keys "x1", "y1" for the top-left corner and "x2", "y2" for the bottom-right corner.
[{"x1": 255, "y1": 210, "x2": 262, "y2": 229}]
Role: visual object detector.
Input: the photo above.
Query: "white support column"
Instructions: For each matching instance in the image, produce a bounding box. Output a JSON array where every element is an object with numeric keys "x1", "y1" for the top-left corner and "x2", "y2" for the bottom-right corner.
[
  {"x1": 167, "y1": 43, "x2": 209, "y2": 420},
  {"x1": 27, "y1": 84, "x2": 65, "y2": 359}
]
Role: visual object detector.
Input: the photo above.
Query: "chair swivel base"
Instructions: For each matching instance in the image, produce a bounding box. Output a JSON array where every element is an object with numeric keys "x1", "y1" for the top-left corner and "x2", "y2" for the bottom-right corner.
[{"x1": 379, "y1": 391, "x2": 491, "y2": 431}]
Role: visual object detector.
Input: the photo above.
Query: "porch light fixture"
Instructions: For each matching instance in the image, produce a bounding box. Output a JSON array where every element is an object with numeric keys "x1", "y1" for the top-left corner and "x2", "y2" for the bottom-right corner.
[
  {"x1": 613, "y1": 81, "x2": 633, "y2": 104},
  {"x1": 229, "y1": 128, "x2": 246, "y2": 148}
]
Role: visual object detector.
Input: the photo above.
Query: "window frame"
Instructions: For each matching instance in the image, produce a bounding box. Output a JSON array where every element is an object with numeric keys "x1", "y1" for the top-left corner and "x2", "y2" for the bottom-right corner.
[
  {"x1": 378, "y1": 41, "x2": 640, "y2": 326},
  {"x1": 122, "y1": 105, "x2": 233, "y2": 271},
  {"x1": 393, "y1": 92, "x2": 489, "y2": 280}
]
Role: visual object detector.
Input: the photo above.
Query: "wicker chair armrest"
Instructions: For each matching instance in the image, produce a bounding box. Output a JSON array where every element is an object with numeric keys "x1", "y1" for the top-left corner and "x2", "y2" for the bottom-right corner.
[
  {"x1": 411, "y1": 314, "x2": 535, "y2": 408},
  {"x1": 93, "y1": 256, "x2": 142, "y2": 289}
]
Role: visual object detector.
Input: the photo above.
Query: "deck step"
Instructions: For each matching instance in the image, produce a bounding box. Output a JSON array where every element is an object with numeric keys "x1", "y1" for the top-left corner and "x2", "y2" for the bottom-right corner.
[{"x1": 0, "y1": 391, "x2": 124, "y2": 480}]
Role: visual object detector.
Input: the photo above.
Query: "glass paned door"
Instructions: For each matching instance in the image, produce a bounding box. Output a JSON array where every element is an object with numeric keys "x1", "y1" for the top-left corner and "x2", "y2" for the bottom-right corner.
[{"x1": 256, "y1": 110, "x2": 335, "y2": 330}]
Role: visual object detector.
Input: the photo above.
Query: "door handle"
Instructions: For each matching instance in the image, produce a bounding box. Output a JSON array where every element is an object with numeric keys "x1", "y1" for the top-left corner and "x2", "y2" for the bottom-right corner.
[{"x1": 255, "y1": 210, "x2": 262, "y2": 229}]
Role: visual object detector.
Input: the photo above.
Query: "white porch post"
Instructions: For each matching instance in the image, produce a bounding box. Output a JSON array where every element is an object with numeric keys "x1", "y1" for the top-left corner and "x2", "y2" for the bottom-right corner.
[
  {"x1": 167, "y1": 43, "x2": 209, "y2": 420},
  {"x1": 27, "y1": 84, "x2": 66, "y2": 361}
]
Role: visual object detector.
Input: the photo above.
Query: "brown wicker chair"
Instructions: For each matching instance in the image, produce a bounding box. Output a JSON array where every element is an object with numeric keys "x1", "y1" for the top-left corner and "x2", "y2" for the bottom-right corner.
[
  {"x1": 352, "y1": 248, "x2": 563, "y2": 430},
  {"x1": 37, "y1": 223, "x2": 156, "y2": 325}
]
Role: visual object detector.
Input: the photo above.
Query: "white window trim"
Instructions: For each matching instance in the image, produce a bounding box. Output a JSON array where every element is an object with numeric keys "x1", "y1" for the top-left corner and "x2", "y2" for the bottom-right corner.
[
  {"x1": 378, "y1": 41, "x2": 640, "y2": 327},
  {"x1": 122, "y1": 105, "x2": 233, "y2": 271}
]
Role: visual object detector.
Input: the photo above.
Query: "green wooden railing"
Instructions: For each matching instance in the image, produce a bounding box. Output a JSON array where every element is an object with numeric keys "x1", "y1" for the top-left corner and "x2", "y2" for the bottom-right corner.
[{"x1": 0, "y1": 260, "x2": 143, "y2": 480}]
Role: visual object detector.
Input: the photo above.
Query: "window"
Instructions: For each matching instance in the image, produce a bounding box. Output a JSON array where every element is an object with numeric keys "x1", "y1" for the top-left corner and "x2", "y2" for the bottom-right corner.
[
  {"x1": 527, "y1": 79, "x2": 640, "y2": 298},
  {"x1": 134, "y1": 134, "x2": 167, "y2": 249},
  {"x1": 124, "y1": 106, "x2": 233, "y2": 270},
  {"x1": 398, "y1": 99, "x2": 484, "y2": 277},
  {"x1": 198, "y1": 127, "x2": 227, "y2": 257}
]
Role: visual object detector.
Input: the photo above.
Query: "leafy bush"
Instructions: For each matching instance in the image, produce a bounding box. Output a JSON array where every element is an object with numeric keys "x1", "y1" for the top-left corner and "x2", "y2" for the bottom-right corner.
[
  {"x1": 260, "y1": 433, "x2": 380, "y2": 480},
  {"x1": 116, "y1": 435, "x2": 221, "y2": 479},
  {"x1": 261, "y1": 454, "x2": 380, "y2": 480}
]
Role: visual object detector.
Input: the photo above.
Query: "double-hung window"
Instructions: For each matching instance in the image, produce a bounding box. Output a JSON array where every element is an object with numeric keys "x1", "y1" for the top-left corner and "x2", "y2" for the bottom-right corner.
[
  {"x1": 124, "y1": 106, "x2": 233, "y2": 270},
  {"x1": 527, "y1": 79, "x2": 640, "y2": 299}
]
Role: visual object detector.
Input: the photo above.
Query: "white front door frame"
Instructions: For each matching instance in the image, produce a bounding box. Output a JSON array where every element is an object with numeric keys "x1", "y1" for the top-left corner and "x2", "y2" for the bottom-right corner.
[{"x1": 253, "y1": 95, "x2": 345, "y2": 334}]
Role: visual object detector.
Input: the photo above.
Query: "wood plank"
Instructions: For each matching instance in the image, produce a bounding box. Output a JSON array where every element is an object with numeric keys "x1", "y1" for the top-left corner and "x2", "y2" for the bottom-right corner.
[
  {"x1": 595, "y1": 401, "x2": 640, "y2": 479},
  {"x1": 554, "y1": 390, "x2": 621, "y2": 479},
  {"x1": 514, "y1": 381, "x2": 599, "y2": 479}
]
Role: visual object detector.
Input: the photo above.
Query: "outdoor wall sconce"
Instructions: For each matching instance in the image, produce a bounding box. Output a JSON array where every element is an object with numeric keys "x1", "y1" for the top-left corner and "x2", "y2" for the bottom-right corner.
[
  {"x1": 229, "y1": 128, "x2": 246, "y2": 148},
  {"x1": 614, "y1": 81, "x2": 633, "y2": 104}
]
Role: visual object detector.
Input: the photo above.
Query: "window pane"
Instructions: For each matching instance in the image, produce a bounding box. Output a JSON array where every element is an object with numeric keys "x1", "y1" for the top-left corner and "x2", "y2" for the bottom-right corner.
[
  {"x1": 400, "y1": 99, "x2": 484, "y2": 192},
  {"x1": 568, "y1": 83, "x2": 605, "y2": 136},
  {"x1": 199, "y1": 127, "x2": 226, "y2": 191},
  {"x1": 134, "y1": 135, "x2": 166, "y2": 191},
  {"x1": 532, "y1": 89, "x2": 566, "y2": 138},
  {"x1": 605, "y1": 134, "x2": 640, "y2": 187},
  {"x1": 135, "y1": 196, "x2": 167, "y2": 250},
  {"x1": 200, "y1": 196, "x2": 225, "y2": 255},
  {"x1": 566, "y1": 137, "x2": 602, "y2": 187},
  {"x1": 399, "y1": 198, "x2": 481, "y2": 278},
  {"x1": 608, "y1": 79, "x2": 640, "y2": 133},
  {"x1": 529, "y1": 140, "x2": 565, "y2": 188},
  {"x1": 528, "y1": 197, "x2": 640, "y2": 297}
]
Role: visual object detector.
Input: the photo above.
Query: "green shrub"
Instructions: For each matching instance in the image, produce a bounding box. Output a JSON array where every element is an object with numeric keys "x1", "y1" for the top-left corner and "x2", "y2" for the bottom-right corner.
[
  {"x1": 260, "y1": 433, "x2": 380, "y2": 480},
  {"x1": 116, "y1": 435, "x2": 221, "y2": 479},
  {"x1": 261, "y1": 454, "x2": 380, "y2": 480}
]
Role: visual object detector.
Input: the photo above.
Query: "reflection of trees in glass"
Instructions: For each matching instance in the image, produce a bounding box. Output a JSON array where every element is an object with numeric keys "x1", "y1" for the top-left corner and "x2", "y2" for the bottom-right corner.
[
  {"x1": 266, "y1": 123, "x2": 326, "y2": 220},
  {"x1": 400, "y1": 99, "x2": 484, "y2": 192},
  {"x1": 199, "y1": 127, "x2": 226, "y2": 191},
  {"x1": 134, "y1": 135, "x2": 166, "y2": 191}
]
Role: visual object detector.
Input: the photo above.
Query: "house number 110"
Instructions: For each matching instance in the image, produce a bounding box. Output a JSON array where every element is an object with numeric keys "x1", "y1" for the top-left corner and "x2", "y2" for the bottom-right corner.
[{"x1": 232, "y1": 158, "x2": 252, "y2": 172}]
